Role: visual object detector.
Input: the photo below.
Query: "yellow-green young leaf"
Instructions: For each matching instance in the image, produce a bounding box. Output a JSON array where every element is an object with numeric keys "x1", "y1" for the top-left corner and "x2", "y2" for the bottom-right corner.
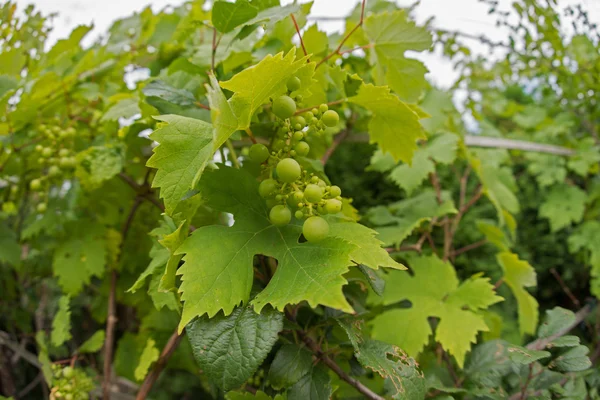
[
  {"x1": 220, "y1": 48, "x2": 312, "y2": 128},
  {"x1": 78, "y1": 330, "x2": 106, "y2": 354},
  {"x1": 53, "y1": 222, "x2": 107, "y2": 296},
  {"x1": 187, "y1": 305, "x2": 283, "y2": 391},
  {"x1": 569, "y1": 221, "x2": 600, "y2": 298},
  {"x1": 302, "y1": 25, "x2": 328, "y2": 58},
  {"x1": 134, "y1": 338, "x2": 160, "y2": 381},
  {"x1": 175, "y1": 167, "x2": 393, "y2": 330},
  {"x1": 35, "y1": 331, "x2": 53, "y2": 385},
  {"x1": 370, "y1": 255, "x2": 502, "y2": 367},
  {"x1": 539, "y1": 184, "x2": 587, "y2": 232},
  {"x1": 51, "y1": 296, "x2": 72, "y2": 347},
  {"x1": 497, "y1": 252, "x2": 539, "y2": 336},
  {"x1": 146, "y1": 115, "x2": 213, "y2": 214},
  {"x1": 363, "y1": 10, "x2": 432, "y2": 103},
  {"x1": 476, "y1": 220, "x2": 511, "y2": 251},
  {"x1": 338, "y1": 319, "x2": 425, "y2": 398},
  {"x1": 349, "y1": 83, "x2": 426, "y2": 164},
  {"x1": 206, "y1": 74, "x2": 240, "y2": 149},
  {"x1": 212, "y1": 0, "x2": 258, "y2": 33},
  {"x1": 471, "y1": 157, "x2": 519, "y2": 226}
]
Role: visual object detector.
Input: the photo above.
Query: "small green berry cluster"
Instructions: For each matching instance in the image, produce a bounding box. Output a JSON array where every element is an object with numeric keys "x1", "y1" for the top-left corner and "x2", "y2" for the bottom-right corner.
[
  {"x1": 247, "y1": 76, "x2": 343, "y2": 242},
  {"x1": 29, "y1": 120, "x2": 78, "y2": 213},
  {"x1": 246, "y1": 368, "x2": 270, "y2": 388},
  {"x1": 50, "y1": 365, "x2": 94, "y2": 400}
]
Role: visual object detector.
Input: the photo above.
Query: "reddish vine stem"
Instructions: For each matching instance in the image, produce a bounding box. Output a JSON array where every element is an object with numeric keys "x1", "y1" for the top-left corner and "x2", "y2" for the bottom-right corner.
[
  {"x1": 321, "y1": 130, "x2": 349, "y2": 165},
  {"x1": 299, "y1": 333, "x2": 385, "y2": 400},
  {"x1": 316, "y1": 0, "x2": 367, "y2": 68},
  {"x1": 290, "y1": 14, "x2": 309, "y2": 62},
  {"x1": 211, "y1": 27, "x2": 218, "y2": 72},
  {"x1": 136, "y1": 329, "x2": 184, "y2": 400},
  {"x1": 451, "y1": 239, "x2": 487, "y2": 258},
  {"x1": 519, "y1": 364, "x2": 534, "y2": 400},
  {"x1": 102, "y1": 196, "x2": 143, "y2": 400},
  {"x1": 549, "y1": 268, "x2": 581, "y2": 308},
  {"x1": 194, "y1": 101, "x2": 210, "y2": 111}
]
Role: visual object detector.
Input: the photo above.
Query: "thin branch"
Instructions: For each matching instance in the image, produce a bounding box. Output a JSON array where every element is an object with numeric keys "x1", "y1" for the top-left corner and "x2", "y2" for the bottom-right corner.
[
  {"x1": 452, "y1": 239, "x2": 487, "y2": 258},
  {"x1": 295, "y1": 99, "x2": 346, "y2": 115},
  {"x1": 463, "y1": 135, "x2": 575, "y2": 156},
  {"x1": 0, "y1": 331, "x2": 42, "y2": 368},
  {"x1": 321, "y1": 130, "x2": 349, "y2": 165},
  {"x1": 103, "y1": 197, "x2": 143, "y2": 400},
  {"x1": 549, "y1": 268, "x2": 581, "y2": 308},
  {"x1": 519, "y1": 364, "x2": 534, "y2": 400},
  {"x1": 136, "y1": 329, "x2": 184, "y2": 400},
  {"x1": 290, "y1": 14, "x2": 309, "y2": 62},
  {"x1": 194, "y1": 101, "x2": 210, "y2": 111},
  {"x1": 211, "y1": 27, "x2": 217, "y2": 72},
  {"x1": 316, "y1": 0, "x2": 366, "y2": 68},
  {"x1": 300, "y1": 333, "x2": 385, "y2": 400},
  {"x1": 526, "y1": 305, "x2": 592, "y2": 350},
  {"x1": 244, "y1": 127, "x2": 258, "y2": 144}
]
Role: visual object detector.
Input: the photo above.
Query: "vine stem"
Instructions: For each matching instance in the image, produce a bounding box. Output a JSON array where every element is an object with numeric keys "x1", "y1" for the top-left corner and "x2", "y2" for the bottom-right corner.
[
  {"x1": 299, "y1": 333, "x2": 385, "y2": 400},
  {"x1": 526, "y1": 305, "x2": 592, "y2": 351},
  {"x1": 321, "y1": 130, "x2": 349, "y2": 165},
  {"x1": 290, "y1": 13, "x2": 309, "y2": 61},
  {"x1": 316, "y1": 0, "x2": 367, "y2": 68},
  {"x1": 294, "y1": 99, "x2": 346, "y2": 115},
  {"x1": 136, "y1": 329, "x2": 184, "y2": 400},
  {"x1": 103, "y1": 196, "x2": 144, "y2": 400}
]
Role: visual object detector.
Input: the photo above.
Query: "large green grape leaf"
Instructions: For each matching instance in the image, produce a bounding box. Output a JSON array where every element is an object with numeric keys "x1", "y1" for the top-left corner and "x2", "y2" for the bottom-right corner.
[
  {"x1": 526, "y1": 153, "x2": 567, "y2": 187},
  {"x1": 146, "y1": 115, "x2": 213, "y2": 214},
  {"x1": 287, "y1": 366, "x2": 332, "y2": 400},
  {"x1": 52, "y1": 222, "x2": 107, "y2": 296},
  {"x1": 268, "y1": 344, "x2": 313, "y2": 389},
  {"x1": 568, "y1": 221, "x2": 600, "y2": 298},
  {"x1": 366, "y1": 190, "x2": 457, "y2": 247},
  {"x1": 50, "y1": 296, "x2": 72, "y2": 347},
  {"x1": 539, "y1": 184, "x2": 587, "y2": 232},
  {"x1": 350, "y1": 83, "x2": 427, "y2": 164},
  {"x1": 187, "y1": 305, "x2": 283, "y2": 391},
  {"x1": 363, "y1": 10, "x2": 432, "y2": 102},
  {"x1": 496, "y1": 252, "x2": 538, "y2": 336},
  {"x1": 75, "y1": 145, "x2": 125, "y2": 191},
  {"x1": 338, "y1": 319, "x2": 425, "y2": 399},
  {"x1": 370, "y1": 255, "x2": 502, "y2": 367},
  {"x1": 212, "y1": 0, "x2": 258, "y2": 33},
  {"x1": 176, "y1": 167, "x2": 396, "y2": 330},
  {"x1": 220, "y1": 48, "x2": 311, "y2": 128},
  {"x1": 207, "y1": 74, "x2": 240, "y2": 149}
]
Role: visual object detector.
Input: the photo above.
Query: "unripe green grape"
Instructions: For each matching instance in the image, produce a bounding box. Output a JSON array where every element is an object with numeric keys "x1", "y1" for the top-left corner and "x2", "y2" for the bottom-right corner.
[
  {"x1": 304, "y1": 184, "x2": 323, "y2": 203},
  {"x1": 293, "y1": 191, "x2": 304, "y2": 202},
  {"x1": 275, "y1": 194, "x2": 283, "y2": 201},
  {"x1": 62, "y1": 366, "x2": 74, "y2": 378},
  {"x1": 270, "y1": 205, "x2": 291, "y2": 227},
  {"x1": 42, "y1": 147, "x2": 52, "y2": 157},
  {"x1": 293, "y1": 131, "x2": 304, "y2": 142},
  {"x1": 272, "y1": 95, "x2": 296, "y2": 119},
  {"x1": 48, "y1": 165, "x2": 61, "y2": 177},
  {"x1": 319, "y1": 104, "x2": 329, "y2": 113},
  {"x1": 310, "y1": 176, "x2": 319, "y2": 183},
  {"x1": 66, "y1": 127, "x2": 76, "y2": 136},
  {"x1": 292, "y1": 116, "x2": 306, "y2": 128},
  {"x1": 65, "y1": 394, "x2": 73, "y2": 400},
  {"x1": 37, "y1": 202, "x2": 47, "y2": 213},
  {"x1": 249, "y1": 143, "x2": 270, "y2": 163},
  {"x1": 325, "y1": 199, "x2": 343, "y2": 214},
  {"x1": 317, "y1": 179, "x2": 327, "y2": 187},
  {"x1": 52, "y1": 126, "x2": 61, "y2": 134},
  {"x1": 273, "y1": 139, "x2": 285, "y2": 151},
  {"x1": 322, "y1": 110, "x2": 339, "y2": 127},
  {"x1": 10, "y1": 186, "x2": 18, "y2": 195},
  {"x1": 294, "y1": 210, "x2": 304, "y2": 220},
  {"x1": 276, "y1": 158, "x2": 301, "y2": 183},
  {"x1": 35, "y1": 144, "x2": 43, "y2": 152},
  {"x1": 295, "y1": 94, "x2": 303, "y2": 102},
  {"x1": 329, "y1": 185, "x2": 342, "y2": 197},
  {"x1": 30, "y1": 179, "x2": 42, "y2": 191},
  {"x1": 303, "y1": 216, "x2": 329, "y2": 242},
  {"x1": 317, "y1": 203, "x2": 326, "y2": 214},
  {"x1": 286, "y1": 76, "x2": 301, "y2": 92},
  {"x1": 294, "y1": 123, "x2": 302, "y2": 131},
  {"x1": 58, "y1": 148, "x2": 69, "y2": 157},
  {"x1": 311, "y1": 108, "x2": 319, "y2": 116},
  {"x1": 59, "y1": 157, "x2": 76, "y2": 168},
  {"x1": 304, "y1": 111, "x2": 314, "y2": 120},
  {"x1": 259, "y1": 179, "x2": 278, "y2": 198},
  {"x1": 294, "y1": 141, "x2": 310, "y2": 157}
]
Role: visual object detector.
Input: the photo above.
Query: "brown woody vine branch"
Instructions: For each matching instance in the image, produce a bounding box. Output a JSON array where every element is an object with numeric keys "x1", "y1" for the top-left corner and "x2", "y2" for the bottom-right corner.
[
  {"x1": 321, "y1": 130, "x2": 349, "y2": 165},
  {"x1": 526, "y1": 305, "x2": 592, "y2": 351},
  {"x1": 290, "y1": 14, "x2": 309, "y2": 61}
]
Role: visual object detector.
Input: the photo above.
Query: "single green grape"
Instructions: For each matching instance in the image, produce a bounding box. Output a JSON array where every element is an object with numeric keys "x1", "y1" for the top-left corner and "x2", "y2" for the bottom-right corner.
[
  {"x1": 259, "y1": 179, "x2": 278, "y2": 198},
  {"x1": 319, "y1": 103, "x2": 329, "y2": 113},
  {"x1": 304, "y1": 184, "x2": 323, "y2": 203},
  {"x1": 293, "y1": 191, "x2": 304, "y2": 202},
  {"x1": 294, "y1": 210, "x2": 304, "y2": 219},
  {"x1": 303, "y1": 216, "x2": 329, "y2": 242},
  {"x1": 270, "y1": 205, "x2": 292, "y2": 227},
  {"x1": 294, "y1": 141, "x2": 310, "y2": 157},
  {"x1": 35, "y1": 144, "x2": 43, "y2": 152},
  {"x1": 30, "y1": 179, "x2": 42, "y2": 191},
  {"x1": 37, "y1": 202, "x2": 47, "y2": 213},
  {"x1": 59, "y1": 157, "x2": 76, "y2": 168},
  {"x1": 42, "y1": 147, "x2": 52, "y2": 157},
  {"x1": 48, "y1": 165, "x2": 61, "y2": 177},
  {"x1": 249, "y1": 143, "x2": 270, "y2": 163},
  {"x1": 322, "y1": 110, "x2": 339, "y2": 127},
  {"x1": 58, "y1": 148, "x2": 69, "y2": 157},
  {"x1": 286, "y1": 76, "x2": 301, "y2": 92},
  {"x1": 276, "y1": 158, "x2": 301, "y2": 183},
  {"x1": 62, "y1": 367, "x2": 74, "y2": 378},
  {"x1": 292, "y1": 116, "x2": 306, "y2": 128},
  {"x1": 272, "y1": 95, "x2": 296, "y2": 119},
  {"x1": 293, "y1": 131, "x2": 304, "y2": 142},
  {"x1": 329, "y1": 185, "x2": 342, "y2": 197},
  {"x1": 325, "y1": 199, "x2": 343, "y2": 214}
]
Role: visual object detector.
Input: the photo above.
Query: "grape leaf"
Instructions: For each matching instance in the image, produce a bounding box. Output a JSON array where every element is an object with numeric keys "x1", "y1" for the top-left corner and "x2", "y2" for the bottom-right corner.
[
  {"x1": 363, "y1": 10, "x2": 432, "y2": 102},
  {"x1": 78, "y1": 330, "x2": 106, "y2": 354},
  {"x1": 268, "y1": 344, "x2": 313, "y2": 389},
  {"x1": 568, "y1": 221, "x2": 600, "y2": 297},
  {"x1": 146, "y1": 115, "x2": 213, "y2": 214},
  {"x1": 539, "y1": 184, "x2": 586, "y2": 232},
  {"x1": 220, "y1": 48, "x2": 311, "y2": 128},
  {"x1": 212, "y1": 0, "x2": 258, "y2": 33},
  {"x1": 176, "y1": 167, "x2": 393, "y2": 329},
  {"x1": 52, "y1": 222, "x2": 107, "y2": 296},
  {"x1": 187, "y1": 305, "x2": 283, "y2": 391},
  {"x1": 471, "y1": 157, "x2": 519, "y2": 225},
  {"x1": 507, "y1": 346, "x2": 550, "y2": 364},
  {"x1": 0, "y1": 223, "x2": 20, "y2": 267},
  {"x1": 134, "y1": 338, "x2": 160, "y2": 381},
  {"x1": 101, "y1": 97, "x2": 141, "y2": 122},
  {"x1": 526, "y1": 153, "x2": 567, "y2": 187},
  {"x1": 350, "y1": 83, "x2": 427, "y2": 164},
  {"x1": 496, "y1": 252, "x2": 538, "y2": 336},
  {"x1": 370, "y1": 255, "x2": 502, "y2": 367},
  {"x1": 551, "y1": 345, "x2": 592, "y2": 372},
  {"x1": 76, "y1": 145, "x2": 125, "y2": 190},
  {"x1": 51, "y1": 296, "x2": 72, "y2": 347},
  {"x1": 338, "y1": 319, "x2": 425, "y2": 399},
  {"x1": 287, "y1": 366, "x2": 332, "y2": 400},
  {"x1": 143, "y1": 80, "x2": 197, "y2": 106}
]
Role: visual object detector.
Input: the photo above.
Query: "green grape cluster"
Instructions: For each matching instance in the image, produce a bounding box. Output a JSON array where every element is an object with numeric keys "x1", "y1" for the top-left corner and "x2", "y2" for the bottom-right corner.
[
  {"x1": 29, "y1": 120, "x2": 78, "y2": 213},
  {"x1": 246, "y1": 368, "x2": 270, "y2": 388},
  {"x1": 248, "y1": 76, "x2": 343, "y2": 242},
  {"x1": 50, "y1": 365, "x2": 95, "y2": 400}
]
